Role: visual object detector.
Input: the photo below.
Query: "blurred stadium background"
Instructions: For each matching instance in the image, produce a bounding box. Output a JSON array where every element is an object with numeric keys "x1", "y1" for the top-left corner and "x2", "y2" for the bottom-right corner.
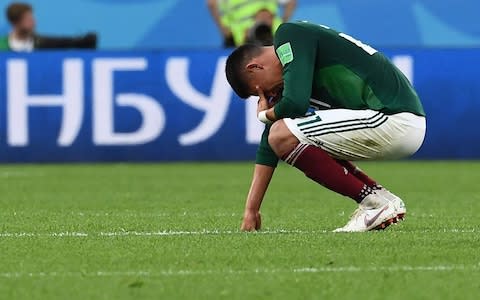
[
  {"x1": 0, "y1": 0, "x2": 479, "y2": 162},
  {"x1": 1, "y1": 1, "x2": 479, "y2": 299},
  {"x1": 2, "y1": 0, "x2": 480, "y2": 48}
]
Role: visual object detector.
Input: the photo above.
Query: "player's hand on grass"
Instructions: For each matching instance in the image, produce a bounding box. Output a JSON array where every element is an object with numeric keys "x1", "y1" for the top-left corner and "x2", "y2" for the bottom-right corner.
[{"x1": 241, "y1": 209, "x2": 261, "y2": 231}]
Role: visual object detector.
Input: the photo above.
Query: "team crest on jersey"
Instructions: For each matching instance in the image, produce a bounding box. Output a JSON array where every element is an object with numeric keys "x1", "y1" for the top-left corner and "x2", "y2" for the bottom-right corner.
[{"x1": 276, "y1": 42, "x2": 294, "y2": 66}]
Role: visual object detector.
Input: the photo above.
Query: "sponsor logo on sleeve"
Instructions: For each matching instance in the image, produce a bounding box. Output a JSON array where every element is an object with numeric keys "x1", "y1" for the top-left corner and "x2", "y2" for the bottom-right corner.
[{"x1": 276, "y1": 42, "x2": 294, "y2": 66}]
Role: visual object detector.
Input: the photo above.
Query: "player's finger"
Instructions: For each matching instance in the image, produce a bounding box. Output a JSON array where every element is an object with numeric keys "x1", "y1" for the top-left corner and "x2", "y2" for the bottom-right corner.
[
  {"x1": 255, "y1": 213, "x2": 262, "y2": 230},
  {"x1": 241, "y1": 219, "x2": 255, "y2": 231},
  {"x1": 256, "y1": 85, "x2": 266, "y2": 99},
  {"x1": 241, "y1": 224, "x2": 255, "y2": 232},
  {"x1": 240, "y1": 222, "x2": 247, "y2": 231}
]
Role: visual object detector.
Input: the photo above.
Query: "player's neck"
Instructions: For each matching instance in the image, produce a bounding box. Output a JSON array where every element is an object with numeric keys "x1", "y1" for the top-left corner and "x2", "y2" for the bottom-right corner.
[{"x1": 262, "y1": 46, "x2": 281, "y2": 68}]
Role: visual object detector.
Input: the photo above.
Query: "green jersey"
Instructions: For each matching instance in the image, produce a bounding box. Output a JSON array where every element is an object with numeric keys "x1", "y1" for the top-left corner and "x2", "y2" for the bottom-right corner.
[
  {"x1": 256, "y1": 21, "x2": 425, "y2": 167},
  {"x1": 0, "y1": 36, "x2": 10, "y2": 51}
]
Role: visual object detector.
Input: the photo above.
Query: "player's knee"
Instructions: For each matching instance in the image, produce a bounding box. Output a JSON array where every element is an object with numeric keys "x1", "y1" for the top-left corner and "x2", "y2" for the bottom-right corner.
[
  {"x1": 268, "y1": 121, "x2": 286, "y2": 149},
  {"x1": 268, "y1": 120, "x2": 299, "y2": 158}
]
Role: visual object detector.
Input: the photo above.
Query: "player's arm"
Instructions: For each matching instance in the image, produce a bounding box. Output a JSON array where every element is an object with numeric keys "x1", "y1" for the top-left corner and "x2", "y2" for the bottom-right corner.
[
  {"x1": 241, "y1": 126, "x2": 279, "y2": 231},
  {"x1": 261, "y1": 23, "x2": 318, "y2": 122},
  {"x1": 281, "y1": 0, "x2": 297, "y2": 22},
  {"x1": 241, "y1": 164, "x2": 275, "y2": 231},
  {"x1": 206, "y1": 0, "x2": 231, "y2": 38}
]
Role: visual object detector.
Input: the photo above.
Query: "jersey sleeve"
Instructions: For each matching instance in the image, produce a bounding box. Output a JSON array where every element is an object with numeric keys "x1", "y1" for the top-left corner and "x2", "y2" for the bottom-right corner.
[
  {"x1": 255, "y1": 125, "x2": 279, "y2": 167},
  {"x1": 273, "y1": 23, "x2": 318, "y2": 119}
]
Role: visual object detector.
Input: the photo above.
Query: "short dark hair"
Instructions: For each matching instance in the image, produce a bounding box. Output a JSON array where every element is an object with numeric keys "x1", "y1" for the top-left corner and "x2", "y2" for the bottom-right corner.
[
  {"x1": 6, "y1": 2, "x2": 32, "y2": 25},
  {"x1": 225, "y1": 44, "x2": 262, "y2": 99}
]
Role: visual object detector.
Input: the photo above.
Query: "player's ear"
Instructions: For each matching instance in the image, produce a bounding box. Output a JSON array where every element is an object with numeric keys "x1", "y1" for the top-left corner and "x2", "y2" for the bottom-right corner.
[{"x1": 246, "y1": 63, "x2": 264, "y2": 72}]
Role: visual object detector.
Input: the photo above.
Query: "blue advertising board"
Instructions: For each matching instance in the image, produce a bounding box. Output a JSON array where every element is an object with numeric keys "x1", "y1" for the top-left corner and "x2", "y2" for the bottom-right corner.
[
  {"x1": 1, "y1": 0, "x2": 479, "y2": 48},
  {"x1": 0, "y1": 49, "x2": 479, "y2": 162}
]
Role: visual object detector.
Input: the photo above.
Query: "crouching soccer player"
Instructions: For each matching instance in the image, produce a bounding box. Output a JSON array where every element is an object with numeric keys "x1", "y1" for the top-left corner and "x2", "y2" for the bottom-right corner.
[{"x1": 225, "y1": 21, "x2": 426, "y2": 232}]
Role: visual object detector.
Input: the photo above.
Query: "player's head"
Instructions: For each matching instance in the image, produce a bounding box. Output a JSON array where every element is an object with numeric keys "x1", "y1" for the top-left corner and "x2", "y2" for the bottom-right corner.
[
  {"x1": 6, "y1": 2, "x2": 36, "y2": 36},
  {"x1": 226, "y1": 44, "x2": 283, "y2": 101}
]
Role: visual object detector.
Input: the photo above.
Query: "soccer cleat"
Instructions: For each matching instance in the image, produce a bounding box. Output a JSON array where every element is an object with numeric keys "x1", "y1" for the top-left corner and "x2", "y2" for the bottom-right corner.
[
  {"x1": 375, "y1": 188, "x2": 406, "y2": 221},
  {"x1": 333, "y1": 192, "x2": 397, "y2": 232}
]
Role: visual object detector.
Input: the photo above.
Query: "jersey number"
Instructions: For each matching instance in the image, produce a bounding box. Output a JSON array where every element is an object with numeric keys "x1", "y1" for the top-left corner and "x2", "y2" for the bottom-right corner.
[{"x1": 339, "y1": 33, "x2": 377, "y2": 55}]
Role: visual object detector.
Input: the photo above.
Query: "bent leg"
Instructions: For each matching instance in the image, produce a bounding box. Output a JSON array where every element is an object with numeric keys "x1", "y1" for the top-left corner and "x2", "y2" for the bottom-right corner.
[
  {"x1": 277, "y1": 109, "x2": 422, "y2": 220},
  {"x1": 283, "y1": 109, "x2": 426, "y2": 161},
  {"x1": 266, "y1": 120, "x2": 381, "y2": 189},
  {"x1": 268, "y1": 120, "x2": 373, "y2": 203},
  {"x1": 267, "y1": 120, "x2": 300, "y2": 158},
  {"x1": 267, "y1": 117, "x2": 382, "y2": 191},
  {"x1": 266, "y1": 108, "x2": 427, "y2": 203}
]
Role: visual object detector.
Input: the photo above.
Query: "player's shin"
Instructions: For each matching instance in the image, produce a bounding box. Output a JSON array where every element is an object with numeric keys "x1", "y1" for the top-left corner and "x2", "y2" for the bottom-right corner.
[
  {"x1": 282, "y1": 143, "x2": 373, "y2": 203},
  {"x1": 335, "y1": 160, "x2": 381, "y2": 189},
  {"x1": 335, "y1": 160, "x2": 406, "y2": 219}
]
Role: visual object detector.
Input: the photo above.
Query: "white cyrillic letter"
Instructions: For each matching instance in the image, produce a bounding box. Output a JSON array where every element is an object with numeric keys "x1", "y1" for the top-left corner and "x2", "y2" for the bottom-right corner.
[
  {"x1": 92, "y1": 58, "x2": 165, "y2": 145},
  {"x1": 7, "y1": 59, "x2": 83, "y2": 147},
  {"x1": 392, "y1": 55, "x2": 414, "y2": 84},
  {"x1": 245, "y1": 96, "x2": 264, "y2": 144},
  {"x1": 166, "y1": 57, "x2": 231, "y2": 146}
]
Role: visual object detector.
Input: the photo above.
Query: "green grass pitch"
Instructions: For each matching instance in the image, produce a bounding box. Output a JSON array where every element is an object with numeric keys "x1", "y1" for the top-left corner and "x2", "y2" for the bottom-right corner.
[{"x1": 0, "y1": 161, "x2": 479, "y2": 299}]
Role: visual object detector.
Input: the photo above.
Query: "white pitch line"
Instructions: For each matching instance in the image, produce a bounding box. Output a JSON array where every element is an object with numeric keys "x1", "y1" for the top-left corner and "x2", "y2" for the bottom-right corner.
[
  {"x1": 0, "y1": 265, "x2": 478, "y2": 278},
  {"x1": 98, "y1": 229, "x2": 314, "y2": 237},
  {"x1": 0, "y1": 229, "x2": 314, "y2": 238},
  {"x1": 0, "y1": 232, "x2": 89, "y2": 237},
  {"x1": 0, "y1": 212, "x2": 240, "y2": 217},
  {"x1": 0, "y1": 228, "x2": 478, "y2": 238}
]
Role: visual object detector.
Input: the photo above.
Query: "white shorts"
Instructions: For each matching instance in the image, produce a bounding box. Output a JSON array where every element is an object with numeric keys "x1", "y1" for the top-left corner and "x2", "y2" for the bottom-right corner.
[{"x1": 283, "y1": 109, "x2": 426, "y2": 160}]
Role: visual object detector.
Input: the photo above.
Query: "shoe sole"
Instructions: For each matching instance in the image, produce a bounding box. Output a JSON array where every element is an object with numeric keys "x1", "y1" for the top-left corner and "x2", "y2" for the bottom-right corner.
[{"x1": 373, "y1": 213, "x2": 406, "y2": 231}]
